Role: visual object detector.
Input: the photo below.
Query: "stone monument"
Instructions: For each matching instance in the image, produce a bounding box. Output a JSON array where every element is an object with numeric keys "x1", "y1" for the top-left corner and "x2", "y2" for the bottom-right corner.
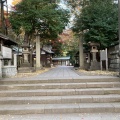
[
  {"x1": 18, "y1": 43, "x2": 35, "y2": 73},
  {"x1": 89, "y1": 42, "x2": 100, "y2": 70},
  {"x1": 20, "y1": 43, "x2": 31, "y2": 67}
]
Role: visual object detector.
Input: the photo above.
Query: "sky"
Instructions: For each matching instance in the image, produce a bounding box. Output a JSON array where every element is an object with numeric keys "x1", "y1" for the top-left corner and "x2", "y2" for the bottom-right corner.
[
  {"x1": 7, "y1": 0, "x2": 68, "y2": 8},
  {"x1": 7, "y1": 0, "x2": 13, "y2": 6},
  {"x1": 7, "y1": 0, "x2": 13, "y2": 11}
]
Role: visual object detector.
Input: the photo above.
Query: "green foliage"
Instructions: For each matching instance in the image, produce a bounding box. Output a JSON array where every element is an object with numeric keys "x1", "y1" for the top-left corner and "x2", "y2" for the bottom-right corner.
[
  {"x1": 72, "y1": 0, "x2": 118, "y2": 48},
  {"x1": 66, "y1": 34, "x2": 79, "y2": 64},
  {"x1": 9, "y1": 0, "x2": 69, "y2": 42},
  {"x1": 52, "y1": 41, "x2": 63, "y2": 56}
]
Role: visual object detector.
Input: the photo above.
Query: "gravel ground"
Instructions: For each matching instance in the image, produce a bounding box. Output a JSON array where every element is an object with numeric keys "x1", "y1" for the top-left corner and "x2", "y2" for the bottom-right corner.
[
  {"x1": 77, "y1": 69, "x2": 119, "y2": 77},
  {"x1": 9, "y1": 67, "x2": 52, "y2": 78}
]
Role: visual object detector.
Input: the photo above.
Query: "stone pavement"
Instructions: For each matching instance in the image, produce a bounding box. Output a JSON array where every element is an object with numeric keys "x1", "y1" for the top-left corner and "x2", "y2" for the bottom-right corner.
[
  {"x1": 4, "y1": 66, "x2": 118, "y2": 80},
  {"x1": 30, "y1": 66, "x2": 118, "y2": 80},
  {"x1": 0, "y1": 66, "x2": 120, "y2": 120}
]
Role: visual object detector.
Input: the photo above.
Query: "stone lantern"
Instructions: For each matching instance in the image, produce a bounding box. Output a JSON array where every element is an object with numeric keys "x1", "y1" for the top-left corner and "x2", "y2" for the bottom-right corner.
[
  {"x1": 90, "y1": 42, "x2": 100, "y2": 62},
  {"x1": 18, "y1": 43, "x2": 35, "y2": 73},
  {"x1": 89, "y1": 42, "x2": 100, "y2": 70},
  {"x1": 21, "y1": 43, "x2": 30, "y2": 67}
]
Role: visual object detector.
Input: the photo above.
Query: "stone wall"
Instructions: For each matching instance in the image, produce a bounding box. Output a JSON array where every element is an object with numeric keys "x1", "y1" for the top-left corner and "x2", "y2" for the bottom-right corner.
[
  {"x1": 2, "y1": 66, "x2": 17, "y2": 77},
  {"x1": 109, "y1": 45, "x2": 119, "y2": 72}
]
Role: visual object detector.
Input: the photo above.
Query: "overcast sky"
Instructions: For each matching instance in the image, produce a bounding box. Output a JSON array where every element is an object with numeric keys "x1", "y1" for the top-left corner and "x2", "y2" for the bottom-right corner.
[
  {"x1": 7, "y1": 0, "x2": 13, "y2": 5},
  {"x1": 7, "y1": 0, "x2": 14, "y2": 11}
]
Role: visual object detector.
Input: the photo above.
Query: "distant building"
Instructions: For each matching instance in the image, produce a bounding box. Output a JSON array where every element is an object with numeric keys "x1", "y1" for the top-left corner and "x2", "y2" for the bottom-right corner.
[{"x1": 52, "y1": 56, "x2": 70, "y2": 66}]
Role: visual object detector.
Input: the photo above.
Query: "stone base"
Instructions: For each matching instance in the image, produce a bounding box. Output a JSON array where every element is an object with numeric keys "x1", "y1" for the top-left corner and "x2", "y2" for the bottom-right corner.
[
  {"x1": 2, "y1": 66, "x2": 17, "y2": 77},
  {"x1": 18, "y1": 67, "x2": 35, "y2": 73},
  {"x1": 84, "y1": 63, "x2": 90, "y2": 70},
  {"x1": 20, "y1": 62, "x2": 31, "y2": 67},
  {"x1": 36, "y1": 66, "x2": 43, "y2": 71},
  {"x1": 89, "y1": 61, "x2": 100, "y2": 71}
]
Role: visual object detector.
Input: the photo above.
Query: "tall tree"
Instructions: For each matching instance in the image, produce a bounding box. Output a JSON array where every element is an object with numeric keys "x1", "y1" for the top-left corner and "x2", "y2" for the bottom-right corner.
[
  {"x1": 72, "y1": 0, "x2": 118, "y2": 49},
  {"x1": 66, "y1": 0, "x2": 118, "y2": 69},
  {"x1": 9, "y1": 0, "x2": 69, "y2": 42},
  {"x1": 66, "y1": 0, "x2": 87, "y2": 68},
  {"x1": 9, "y1": 0, "x2": 69, "y2": 68}
]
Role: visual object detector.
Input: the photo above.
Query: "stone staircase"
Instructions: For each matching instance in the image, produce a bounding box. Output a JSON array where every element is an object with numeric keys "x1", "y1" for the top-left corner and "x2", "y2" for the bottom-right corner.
[{"x1": 0, "y1": 78, "x2": 120, "y2": 115}]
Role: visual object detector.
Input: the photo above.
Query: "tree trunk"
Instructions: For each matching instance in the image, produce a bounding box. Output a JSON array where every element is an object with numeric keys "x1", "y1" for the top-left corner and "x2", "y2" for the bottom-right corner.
[
  {"x1": 36, "y1": 35, "x2": 41, "y2": 69},
  {"x1": 30, "y1": 47, "x2": 33, "y2": 67},
  {"x1": 29, "y1": 37, "x2": 34, "y2": 67},
  {"x1": 79, "y1": 34, "x2": 84, "y2": 69}
]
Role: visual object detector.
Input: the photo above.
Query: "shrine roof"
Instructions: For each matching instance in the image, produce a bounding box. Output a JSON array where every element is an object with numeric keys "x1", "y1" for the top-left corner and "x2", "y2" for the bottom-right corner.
[
  {"x1": 52, "y1": 56, "x2": 70, "y2": 60},
  {"x1": 0, "y1": 33, "x2": 18, "y2": 45}
]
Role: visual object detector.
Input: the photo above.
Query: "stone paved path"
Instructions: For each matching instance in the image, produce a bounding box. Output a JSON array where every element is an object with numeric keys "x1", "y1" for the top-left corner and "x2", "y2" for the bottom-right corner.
[
  {"x1": 29, "y1": 66, "x2": 118, "y2": 79},
  {"x1": 8, "y1": 66, "x2": 117, "y2": 80},
  {"x1": 31, "y1": 66, "x2": 80, "y2": 79},
  {"x1": 3, "y1": 66, "x2": 117, "y2": 81}
]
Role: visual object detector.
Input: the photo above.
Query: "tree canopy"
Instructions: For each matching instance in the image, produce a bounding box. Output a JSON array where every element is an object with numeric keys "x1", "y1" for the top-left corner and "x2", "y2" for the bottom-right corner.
[
  {"x1": 9, "y1": 0, "x2": 69, "y2": 43},
  {"x1": 66, "y1": 0, "x2": 118, "y2": 49}
]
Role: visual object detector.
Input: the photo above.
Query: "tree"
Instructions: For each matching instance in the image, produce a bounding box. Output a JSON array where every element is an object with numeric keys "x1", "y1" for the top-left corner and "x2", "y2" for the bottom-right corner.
[
  {"x1": 73, "y1": 0, "x2": 118, "y2": 49},
  {"x1": 12, "y1": 0, "x2": 22, "y2": 5},
  {"x1": 9, "y1": 0, "x2": 69, "y2": 43},
  {"x1": 66, "y1": 34, "x2": 79, "y2": 65},
  {"x1": 9, "y1": 0, "x2": 69, "y2": 68},
  {"x1": 65, "y1": 0, "x2": 87, "y2": 68}
]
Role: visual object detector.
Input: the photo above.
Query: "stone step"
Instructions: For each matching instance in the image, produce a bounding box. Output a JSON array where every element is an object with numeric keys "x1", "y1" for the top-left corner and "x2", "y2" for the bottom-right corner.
[
  {"x1": 0, "y1": 95, "x2": 120, "y2": 105},
  {"x1": 0, "y1": 103, "x2": 120, "y2": 115},
  {"x1": 0, "y1": 82, "x2": 120, "y2": 90},
  {"x1": 18, "y1": 67, "x2": 35, "y2": 73},
  {"x1": 0, "y1": 77, "x2": 119, "y2": 115},
  {"x1": 0, "y1": 88, "x2": 120, "y2": 97},
  {"x1": 0, "y1": 78, "x2": 119, "y2": 84},
  {"x1": 1, "y1": 113, "x2": 120, "y2": 120}
]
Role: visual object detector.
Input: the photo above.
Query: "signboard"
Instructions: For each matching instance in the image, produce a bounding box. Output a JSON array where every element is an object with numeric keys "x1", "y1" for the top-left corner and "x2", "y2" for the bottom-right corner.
[
  {"x1": 100, "y1": 50, "x2": 107, "y2": 60},
  {"x1": 100, "y1": 48, "x2": 108, "y2": 70},
  {"x1": 2, "y1": 46, "x2": 12, "y2": 59}
]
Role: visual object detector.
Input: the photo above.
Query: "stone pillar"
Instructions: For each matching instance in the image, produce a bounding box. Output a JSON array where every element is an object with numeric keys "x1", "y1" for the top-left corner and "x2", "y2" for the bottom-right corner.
[
  {"x1": 0, "y1": 53, "x2": 3, "y2": 78},
  {"x1": 2, "y1": 60, "x2": 4, "y2": 66},
  {"x1": 79, "y1": 34, "x2": 84, "y2": 69},
  {"x1": 92, "y1": 52, "x2": 97, "y2": 61},
  {"x1": 24, "y1": 53, "x2": 29, "y2": 62},
  {"x1": 8, "y1": 60, "x2": 11, "y2": 66},
  {"x1": 0, "y1": 60, "x2": 2, "y2": 78},
  {"x1": 87, "y1": 53, "x2": 90, "y2": 63},
  {"x1": 14, "y1": 54, "x2": 17, "y2": 67},
  {"x1": 36, "y1": 35, "x2": 41, "y2": 69}
]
